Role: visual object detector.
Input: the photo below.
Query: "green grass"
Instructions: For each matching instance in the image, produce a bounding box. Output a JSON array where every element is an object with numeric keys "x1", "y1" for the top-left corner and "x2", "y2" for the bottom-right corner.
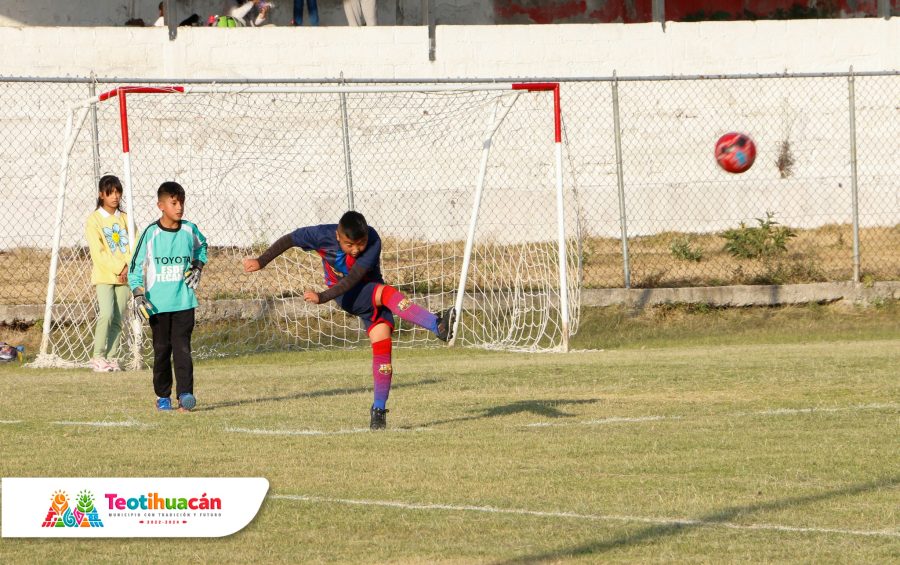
[
  {"x1": 0, "y1": 305, "x2": 898, "y2": 563},
  {"x1": 571, "y1": 300, "x2": 900, "y2": 349}
]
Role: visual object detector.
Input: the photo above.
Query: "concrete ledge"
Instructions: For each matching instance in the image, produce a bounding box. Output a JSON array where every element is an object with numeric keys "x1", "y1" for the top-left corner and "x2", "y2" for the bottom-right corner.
[
  {"x1": 3, "y1": 282, "x2": 898, "y2": 326},
  {"x1": 0, "y1": 304, "x2": 43, "y2": 325},
  {"x1": 581, "y1": 282, "x2": 900, "y2": 308}
]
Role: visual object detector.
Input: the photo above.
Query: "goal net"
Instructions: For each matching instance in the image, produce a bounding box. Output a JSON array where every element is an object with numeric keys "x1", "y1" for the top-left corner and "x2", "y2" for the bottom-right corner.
[{"x1": 33, "y1": 83, "x2": 581, "y2": 369}]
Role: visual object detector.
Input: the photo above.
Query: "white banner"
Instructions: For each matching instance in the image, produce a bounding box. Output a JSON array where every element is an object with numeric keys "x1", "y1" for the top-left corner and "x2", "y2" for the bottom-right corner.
[{"x1": 1, "y1": 478, "x2": 268, "y2": 537}]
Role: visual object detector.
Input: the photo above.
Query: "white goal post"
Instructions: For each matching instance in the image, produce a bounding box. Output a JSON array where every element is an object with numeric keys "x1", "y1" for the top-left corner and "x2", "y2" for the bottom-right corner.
[{"x1": 33, "y1": 82, "x2": 581, "y2": 369}]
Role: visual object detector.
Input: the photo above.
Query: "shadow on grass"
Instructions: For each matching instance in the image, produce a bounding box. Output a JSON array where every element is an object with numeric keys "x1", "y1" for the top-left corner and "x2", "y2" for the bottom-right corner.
[
  {"x1": 420, "y1": 399, "x2": 601, "y2": 428},
  {"x1": 195, "y1": 378, "x2": 442, "y2": 412},
  {"x1": 494, "y1": 475, "x2": 900, "y2": 564}
]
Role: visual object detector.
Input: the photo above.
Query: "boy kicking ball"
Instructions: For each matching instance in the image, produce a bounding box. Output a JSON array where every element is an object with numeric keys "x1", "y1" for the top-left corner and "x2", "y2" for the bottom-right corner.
[{"x1": 243, "y1": 211, "x2": 455, "y2": 430}]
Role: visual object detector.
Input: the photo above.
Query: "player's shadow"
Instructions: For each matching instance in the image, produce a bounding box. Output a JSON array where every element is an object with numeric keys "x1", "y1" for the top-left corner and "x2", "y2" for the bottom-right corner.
[
  {"x1": 419, "y1": 399, "x2": 600, "y2": 428},
  {"x1": 194, "y1": 378, "x2": 441, "y2": 412},
  {"x1": 493, "y1": 474, "x2": 900, "y2": 564}
]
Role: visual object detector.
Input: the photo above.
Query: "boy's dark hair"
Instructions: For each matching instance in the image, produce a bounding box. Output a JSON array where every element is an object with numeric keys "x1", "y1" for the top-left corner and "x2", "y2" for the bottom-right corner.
[
  {"x1": 158, "y1": 181, "x2": 186, "y2": 202},
  {"x1": 338, "y1": 211, "x2": 368, "y2": 241},
  {"x1": 96, "y1": 174, "x2": 123, "y2": 210}
]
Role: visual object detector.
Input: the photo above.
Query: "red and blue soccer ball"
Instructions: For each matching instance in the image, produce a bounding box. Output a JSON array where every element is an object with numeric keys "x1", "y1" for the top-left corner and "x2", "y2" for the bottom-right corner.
[{"x1": 715, "y1": 132, "x2": 756, "y2": 174}]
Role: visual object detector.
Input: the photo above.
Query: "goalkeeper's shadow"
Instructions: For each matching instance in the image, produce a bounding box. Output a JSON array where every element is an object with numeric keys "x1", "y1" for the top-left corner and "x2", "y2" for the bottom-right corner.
[
  {"x1": 419, "y1": 398, "x2": 601, "y2": 428},
  {"x1": 193, "y1": 378, "x2": 442, "y2": 412}
]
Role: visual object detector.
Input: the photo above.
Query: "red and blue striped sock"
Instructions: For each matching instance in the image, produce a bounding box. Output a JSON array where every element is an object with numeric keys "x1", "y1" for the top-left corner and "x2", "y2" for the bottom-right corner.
[
  {"x1": 372, "y1": 338, "x2": 392, "y2": 410},
  {"x1": 380, "y1": 285, "x2": 438, "y2": 334}
]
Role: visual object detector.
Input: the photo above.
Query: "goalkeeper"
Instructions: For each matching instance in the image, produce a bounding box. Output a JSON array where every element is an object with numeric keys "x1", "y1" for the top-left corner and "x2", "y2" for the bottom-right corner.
[
  {"x1": 129, "y1": 182, "x2": 208, "y2": 413},
  {"x1": 243, "y1": 211, "x2": 454, "y2": 430}
]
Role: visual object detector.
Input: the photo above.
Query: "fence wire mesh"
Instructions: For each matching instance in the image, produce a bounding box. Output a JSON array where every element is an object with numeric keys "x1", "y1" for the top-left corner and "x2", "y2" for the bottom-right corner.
[
  {"x1": 0, "y1": 73, "x2": 897, "y2": 319},
  {"x1": 560, "y1": 74, "x2": 899, "y2": 289}
]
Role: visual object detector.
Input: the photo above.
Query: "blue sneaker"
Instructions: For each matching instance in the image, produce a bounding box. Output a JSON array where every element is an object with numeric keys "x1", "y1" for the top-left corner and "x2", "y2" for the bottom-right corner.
[
  {"x1": 178, "y1": 392, "x2": 197, "y2": 410},
  {"x1": 178, "y1": 393, "x2": 196, "y2": 411},
  {"x1": 156, "y1": 397, "x2": 173, "y2": 411}
]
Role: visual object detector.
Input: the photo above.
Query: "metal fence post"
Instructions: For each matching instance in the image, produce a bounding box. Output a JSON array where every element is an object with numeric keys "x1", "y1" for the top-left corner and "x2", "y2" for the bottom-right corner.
[
  {"x1": 165, "y1": 0, "x2": 177, "y2": 40},
  {"x1": 848, "y1": 68, "x2": 861, "y2": 283},
  {"x1": 611, "y1": 72, "x2": 631, "y2": 288},
  {"x1": 88, "y1": 73, "x2": 101, "y2": 187},
  {"x1": 423, "y1": 0, "x2": 435, "y2": 61},
  {"x1": 340, "y1": 91, "x2": 355, "y2": 211},
  {"x1": 652, "y1": 0, "x2": 665, "y2": 24}
]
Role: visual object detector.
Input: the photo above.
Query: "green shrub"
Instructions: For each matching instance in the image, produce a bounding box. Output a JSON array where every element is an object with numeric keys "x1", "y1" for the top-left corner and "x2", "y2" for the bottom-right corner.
[
  {"x1": 721, "y1": 212, "x2": 796, "y2": 260},
  {"x1": 669, "y1": 236, "x2": 704, "y2": 262}
]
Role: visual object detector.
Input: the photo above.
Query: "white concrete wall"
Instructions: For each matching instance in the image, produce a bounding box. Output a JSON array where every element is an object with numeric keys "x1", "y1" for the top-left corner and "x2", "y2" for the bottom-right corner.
[{"x1": 0, "y1": 19, "x2": 897, "y2": 79}]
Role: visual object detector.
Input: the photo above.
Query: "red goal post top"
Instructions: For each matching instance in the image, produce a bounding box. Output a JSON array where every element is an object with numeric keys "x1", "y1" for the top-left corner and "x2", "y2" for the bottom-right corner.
[{"x1": 90, "y1": 82, "x2": 562, "y2": 151}]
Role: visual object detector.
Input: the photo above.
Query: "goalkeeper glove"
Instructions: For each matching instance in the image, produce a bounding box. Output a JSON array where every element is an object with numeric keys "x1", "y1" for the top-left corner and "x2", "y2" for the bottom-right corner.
[
  {"x1": 184, "y1": 260, "x2": 204, "y2": 290},
  {"x1": 132, "y1": 287, "x2": 154, "y2": 320}
]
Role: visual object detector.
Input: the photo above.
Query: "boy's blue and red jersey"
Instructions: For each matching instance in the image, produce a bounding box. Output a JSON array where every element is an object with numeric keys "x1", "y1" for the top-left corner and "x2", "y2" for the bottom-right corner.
[{"x1": 290, "y1": 224, "x2": 384, "y2": 288}]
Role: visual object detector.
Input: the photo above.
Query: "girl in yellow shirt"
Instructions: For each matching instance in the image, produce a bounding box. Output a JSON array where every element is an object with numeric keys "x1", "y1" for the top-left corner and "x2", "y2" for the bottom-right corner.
[{"x1": 85, "y1": 175, "x2": 132, "y2": 372}]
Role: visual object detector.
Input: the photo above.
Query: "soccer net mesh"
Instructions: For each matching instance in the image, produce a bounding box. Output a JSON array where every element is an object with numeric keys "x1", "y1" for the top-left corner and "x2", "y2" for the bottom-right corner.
[{"x1": 34, "y1": 85, "x2": 581, "y2": 368}]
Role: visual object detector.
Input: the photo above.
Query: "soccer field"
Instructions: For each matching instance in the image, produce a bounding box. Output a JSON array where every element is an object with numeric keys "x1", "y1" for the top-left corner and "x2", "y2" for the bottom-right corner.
[{"x1": 1, "y1": 306, "x2": 898, "y2": 563}]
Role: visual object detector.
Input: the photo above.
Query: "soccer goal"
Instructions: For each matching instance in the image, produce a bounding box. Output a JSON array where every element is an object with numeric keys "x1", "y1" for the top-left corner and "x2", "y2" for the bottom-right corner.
[{"x1": 33, "y1": 83, "x2": 581, "y2": 369}]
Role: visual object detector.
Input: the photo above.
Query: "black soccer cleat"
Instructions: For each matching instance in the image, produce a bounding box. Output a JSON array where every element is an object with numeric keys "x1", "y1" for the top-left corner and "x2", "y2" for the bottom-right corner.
[
  {"x1": 370, "y1": 406, "x2": 389, "y2": 430},
  {"x1": 434, "y1": 307, "x2": 456, "y2": 342}
]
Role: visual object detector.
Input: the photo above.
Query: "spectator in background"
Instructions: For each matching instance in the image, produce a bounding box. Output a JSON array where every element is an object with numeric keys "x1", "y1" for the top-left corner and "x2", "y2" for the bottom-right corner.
[
  {"x1": 156, "y1": 2, "x2": 202, "y2": 27},
  {"x1": 343, "y1": 0, "x2": 376, "y2": 26},
  {"x1": 229, "y1": 0, "x2": 273, "y2": 26},
  {"x1": 293, "y1": 0, "x2": 319, "y2": 26},
  {"x1": 86, "y1": 175, "x2": 132, "y2": 373}
]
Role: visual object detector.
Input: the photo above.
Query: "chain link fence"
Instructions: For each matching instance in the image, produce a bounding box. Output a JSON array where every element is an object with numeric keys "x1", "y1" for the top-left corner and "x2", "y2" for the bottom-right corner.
[
  {"x1": 0, "y1": 72, "x2": 897, "y2": 318},
  {"x1": 560, "y1": 73, "x2": 899, "y2": 289}
]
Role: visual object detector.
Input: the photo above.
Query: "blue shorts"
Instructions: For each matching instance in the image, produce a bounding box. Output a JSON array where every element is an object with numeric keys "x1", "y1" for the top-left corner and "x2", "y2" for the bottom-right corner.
[{"x1": 335, "y1": 282, "x2": 395, "y2": 334}]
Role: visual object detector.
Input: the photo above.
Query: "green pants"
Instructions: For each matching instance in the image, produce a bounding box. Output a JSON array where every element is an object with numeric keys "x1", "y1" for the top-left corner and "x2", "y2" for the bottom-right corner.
[{"x1": 93, "y1": 284, "x2": 130, "y2": 360}]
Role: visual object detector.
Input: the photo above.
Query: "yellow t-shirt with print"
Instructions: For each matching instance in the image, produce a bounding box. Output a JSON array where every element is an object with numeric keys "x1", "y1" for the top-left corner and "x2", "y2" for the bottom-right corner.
[{"x1": 85, "y1": 209, "x2": 132, "y2": 285}]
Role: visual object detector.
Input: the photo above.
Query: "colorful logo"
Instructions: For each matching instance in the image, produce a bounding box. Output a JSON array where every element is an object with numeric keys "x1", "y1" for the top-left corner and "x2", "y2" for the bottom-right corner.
[
  {"x1": 41, "y1": 490, "x2": 104, "y2": 528},
  {"x1": 397, "y1": 298, "x2": 411, "y2": 311},
  {"x1": 103, "y1": 223, "x2": 130, "y2": 254},
  {"x1": 378, "y1": 363, "x2": 393, "y2": 375},
  {"x1": 5, "y1": 478, "x2": 266, "y2": 538}
]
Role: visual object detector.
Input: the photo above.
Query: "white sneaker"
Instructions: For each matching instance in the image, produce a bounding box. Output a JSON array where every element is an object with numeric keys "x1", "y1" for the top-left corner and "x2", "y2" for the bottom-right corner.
[
  {"x1": 91, "y1": 358, "x2": 113, "y2": 372},
  {"x1": 107, "y1": 359, "x2": 122, "y2": 372}
]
